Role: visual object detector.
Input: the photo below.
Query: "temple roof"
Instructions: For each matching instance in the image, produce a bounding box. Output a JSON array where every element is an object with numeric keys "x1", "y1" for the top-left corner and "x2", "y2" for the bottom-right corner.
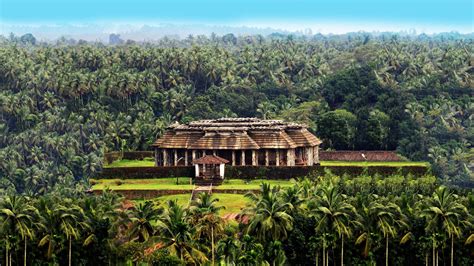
[
  {"x1": 152, "y1": 118, "x2": 321, "y2": 149},
  {"x1": 192, "y1": 155, "x2": 229, "y2": 165}
]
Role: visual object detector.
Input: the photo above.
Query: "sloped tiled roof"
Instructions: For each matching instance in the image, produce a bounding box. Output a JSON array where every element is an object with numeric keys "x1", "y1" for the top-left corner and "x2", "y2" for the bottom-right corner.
[
  {"x1": 286, "y1": 129, "x2": 322, "y2": 146},
  {"x1": 248, "y1": 131, "x2": 297, "y2": 149},
  {"x1": 152, "y1": 118, "x2": 321, "y2": 149},
  {"x1": 152, "y1": 131, "x2": 203, "y2": 148},
  {"x1": 188, "y1": 133, "x2": 260, "y2": 150},
  {"x1": 192, "y1": 155, "x2": 229, "y2": 164}
]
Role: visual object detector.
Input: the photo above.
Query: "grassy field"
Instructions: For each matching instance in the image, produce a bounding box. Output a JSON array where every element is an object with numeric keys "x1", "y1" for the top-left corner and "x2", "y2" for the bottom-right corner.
[
  {"x1": 92, "y1": 178, "x2": 295, "y2": 190},
  {"x1": 319, "y1": 161, "x2": 429, "y2": 167},
  {"x1": 104, "y1": 159, "x2": 428, "y2": 168},
  {"x1": 105, "y1": 158, "x2": 155, "y2": 168},
  {"x1": 135, "y1": 193, "x2": 250, "y2": 215}
]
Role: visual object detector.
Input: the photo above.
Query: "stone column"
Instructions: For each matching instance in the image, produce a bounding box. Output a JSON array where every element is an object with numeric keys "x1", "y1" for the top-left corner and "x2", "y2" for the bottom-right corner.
[
  {"x1": 232, "y1": 151, "x2": 236, "y2": 166},
  {"x1": 184, "y1": 150, "x2": 188, "y2": 166},
  {"x1": 213, "y1": 150, "x2": 217, "y2": 156},
  {"x1": 163, "y1": 149, "x2": 168, "y2": 166},
  {"x1": 241, "y1": 151, "x2": 246, "y2": 166},
  {"x1": 192, "y1": 150, "x2": 196, "y2": 161},
  {"x1": 276, "y1": 150, "x2": 280, "y2": 166},
  {"x1": 314, "y1": 146, "x2": 319, "y2": 164},
  {"x1": 195, "y1": 164, "x2": 200, "y2": 177},
  {"x1": 265, "y1": 150, "x2": 269, "y2": 166},
  {"x1": 219, "y1": 163, "x2": 225, "y2": 178},
  {"x1": 174, "y1": 149, "x2": 178, "y2": 166},
  {"x1": 286, "y1": 149, "x2": 294, "y2": 166},
  {"x1": 252, "y1": 150, "x2": 257, "y2": 166}
]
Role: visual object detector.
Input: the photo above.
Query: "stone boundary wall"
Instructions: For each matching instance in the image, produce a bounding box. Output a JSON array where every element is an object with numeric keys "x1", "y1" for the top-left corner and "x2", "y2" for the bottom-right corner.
[
  {"x1": 92, "y1": 189, "x2": 259, "y2": 199},
  {"x1": 96, "y1": 165, "x2": 429, "y2": 179},
  {"x1": 319, "y1": 151, "x2": 402, "y2": 161}
]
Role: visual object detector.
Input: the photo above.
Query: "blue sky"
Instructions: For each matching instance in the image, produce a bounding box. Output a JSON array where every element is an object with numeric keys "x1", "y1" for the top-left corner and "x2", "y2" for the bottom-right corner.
[{"x1": 1, "y1": 0, "x2": 473, "y2": 33}]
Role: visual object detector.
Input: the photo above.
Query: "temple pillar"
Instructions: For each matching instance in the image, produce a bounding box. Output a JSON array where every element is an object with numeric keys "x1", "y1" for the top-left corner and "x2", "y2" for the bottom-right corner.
[
  {"x1": 174, "y1": 149, "x2": 178, "y2": 166},
  {"x1": 265, "y1": 150, "x2": 269, "y2": 166},
  {"x1": 195, "y1": 164, "x2": 199, "y2": 177},
  {"x1": 314, "y1": 146, "x2": 319, "y2": 164},
  {"x1": 241, "y1": 150, "x2": 246, "y2": 166},
  {"x1": 287, "y1": 149, "x2": 294, "y2": 166},
  {"x1": 192, "y1": 150, "x2": 196, "y2": 161},
  {"x1": 219, "y1": 164, "x2": 225, "y2": 178},
  {"x1": 306, "y1": 148, "x2": 313, "y2": 166},
  {"x1": 184, "y1": 150, "x2": 188, "y2": 166},
  {"x1": 163, "y1": 149, "x2": 168, "y2": 166},
  {"x1": 232, "y1": 151, "x2": 236, "y2": 166},
  {"x1": 213, "y1": 150, "x2": 217, "y2": 156},
  {"x1": 252, "y1": 150, "x2": 257, "y2": 166},
  {"x1": 276, "y1": 150, "x2": 280, "y2": 166}
]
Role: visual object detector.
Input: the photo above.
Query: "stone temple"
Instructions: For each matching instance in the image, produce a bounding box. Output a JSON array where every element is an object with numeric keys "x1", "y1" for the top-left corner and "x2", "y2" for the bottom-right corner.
[{"x1": 152, "y1": 118, "x2": 322, "y2": 167}]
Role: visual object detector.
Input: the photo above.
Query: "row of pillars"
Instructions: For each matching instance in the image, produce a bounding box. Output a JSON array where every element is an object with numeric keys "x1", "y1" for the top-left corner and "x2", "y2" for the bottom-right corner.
[{"x1": 156, "y1": 147, "x2": 317, "y2": 167}]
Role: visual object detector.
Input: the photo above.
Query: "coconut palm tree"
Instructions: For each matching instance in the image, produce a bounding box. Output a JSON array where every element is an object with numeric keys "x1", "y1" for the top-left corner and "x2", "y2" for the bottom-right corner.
[
  {"x1": 355, "y1": 196, "x2": 407, "y2": 266},
  {"x1": 128, "y1": 200, "x2": 162, "y2": 242},
  {"x1": 0, "y1": 195, "x2": 38, "y2": 266},
  {"x1": 54, "y1": 201, "x2": 89, "y2": 266},
  {"x1": 244, "y1": 183, "x2": 294, "y2": 243},
  {"x1": 420, "y1": 186, "x2": 470, "y2": 266},
  {"x1": 189, "y1": 193, "x2": 225, "y2": 265},
  {"x1": 155, "y1": 200, "x2": 208, "y2": 264},
  {"x1": 309, "y1": 185, "x2": 356, "y2": 266}
]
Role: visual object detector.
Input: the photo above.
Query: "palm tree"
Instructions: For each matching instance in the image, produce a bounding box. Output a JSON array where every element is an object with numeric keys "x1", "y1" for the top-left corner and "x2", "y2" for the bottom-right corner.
[
  {"x1": 189, "y1": 193, "x2": 225, "y2": 265},
  {"x1": 420, "y1": 186, "x2": 470, "y2": 266},
  {"x1": 155, "y1": 200, "x2": 208, "y2": 264},
  {"x1": 54, "y1": 201, "x2": 89, "y2": 266},
  {"x1": 216, "y1": 228, "x2": 240, "y2": 265},
  {"x1": 0, "y1": 195, "x2": 38, "y2": 266},
  {"x1": 355, "y1": 196, "x2": 408, "y2": 266},
  {"x1": 128, "y1": 200, "x2": 162, "y2": 242},
  {"x1": 244, "y1": 183, "x2": 294, "y2": 243},
  {"x1": 309, "y1": 185, "x2": 355, "y2": 266}
]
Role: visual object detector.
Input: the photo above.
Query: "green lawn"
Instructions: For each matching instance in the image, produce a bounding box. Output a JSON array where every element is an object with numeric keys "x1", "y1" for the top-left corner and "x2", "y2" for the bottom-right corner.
[
  {"x1": 319, "y1": 161, "x2": 429, "y2": 167},
  {"x1": 104, "y1": 159, "x2": 428, "y2": 168},
  {"x1": 92, "y1": 178, "x2": 295, "y2": 190},
  {"x1": 92, "y1": 177, "x2": 194, "y2": 190},
  {"x1": 104, "y1": 158, "x2": 155, "y2": 168},
  {"x1": 135, "y1": 193, "x2": 250, "y2": 215}
]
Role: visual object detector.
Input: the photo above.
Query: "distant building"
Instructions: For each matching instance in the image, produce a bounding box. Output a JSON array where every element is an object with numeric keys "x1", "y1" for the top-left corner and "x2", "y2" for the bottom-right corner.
[{"x1": 152, "y1": 118, "x2": 322, "y2": 167}]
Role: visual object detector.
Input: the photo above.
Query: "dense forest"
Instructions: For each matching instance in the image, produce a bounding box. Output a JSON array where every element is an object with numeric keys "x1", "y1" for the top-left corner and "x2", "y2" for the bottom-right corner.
[
  {"x1": 0, "y1": 33, "x2": 472, "y2": 195},
  {"x1": 0, "y1": 174, "x2": 473, "y2": 265},
  {"x1": 0, "y1": 32, "x2": 472, "y2": 265}
]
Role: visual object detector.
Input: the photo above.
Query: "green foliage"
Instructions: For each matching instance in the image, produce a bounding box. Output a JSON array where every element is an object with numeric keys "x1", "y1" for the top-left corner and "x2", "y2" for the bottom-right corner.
[
  {"x1": 0, "y1": 33, "x2": 471, "y2": 196},
  {"x1": 0, "y1": 174, "x2": 473, "y2": 265},
  {"x1": 317, "y1": 109, "x2": 357, "y2": 149}
]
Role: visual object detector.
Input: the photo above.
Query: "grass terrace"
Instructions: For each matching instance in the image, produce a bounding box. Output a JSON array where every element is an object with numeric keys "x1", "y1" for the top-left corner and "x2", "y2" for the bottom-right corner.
[
  {"x1": 104, "y1": 158, "x2": 155, "y2": 168},
  {"x1": 319, "y1": 161, "x2": 429, "y2": 167},
  {"x1": 135, "y1": 193, "x2": 251, "y2": 215},
  {"x1": 91, "y1": 177, "x2": 295, "y2": 190}
]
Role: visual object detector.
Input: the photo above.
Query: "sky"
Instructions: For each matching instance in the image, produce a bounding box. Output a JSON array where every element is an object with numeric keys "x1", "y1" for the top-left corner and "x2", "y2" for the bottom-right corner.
[{"x1": 0, "y1": 0, "x2": 473, "y2": 35}]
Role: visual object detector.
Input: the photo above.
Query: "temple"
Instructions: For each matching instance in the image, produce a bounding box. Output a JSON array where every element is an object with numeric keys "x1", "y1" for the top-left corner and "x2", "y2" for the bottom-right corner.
[{"x1": 152, "y1": 118, "x2": 322, "y2": 167}]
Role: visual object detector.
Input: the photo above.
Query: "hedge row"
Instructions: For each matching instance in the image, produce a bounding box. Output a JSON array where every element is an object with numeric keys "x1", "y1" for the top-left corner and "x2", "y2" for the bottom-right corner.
[
  {"x1": 96, "y1": 165, "x2": 429, "y2": 179},
  {"x1": 226, "y1": 165, "x2": 429, "y2": 179},
  {"x1": 104, "y1": 151, "x2": 154, "y2": 164},
  {"x1": 97, "y1": 166, "x2": 194, "y2": 179}
]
